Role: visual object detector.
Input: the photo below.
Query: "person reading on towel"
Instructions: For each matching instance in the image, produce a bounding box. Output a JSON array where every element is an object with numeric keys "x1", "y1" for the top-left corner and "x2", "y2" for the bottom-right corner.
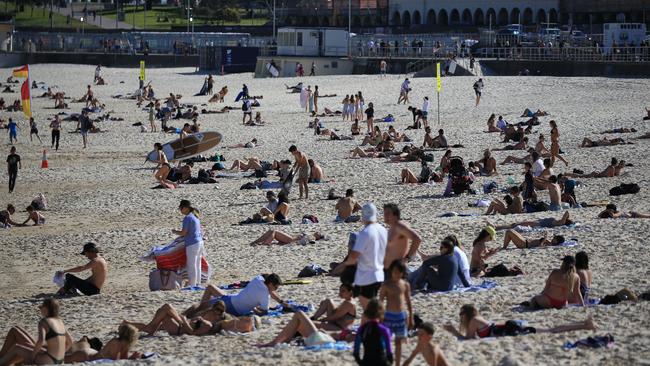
[
  {"x1": 184, "y1": 273, "x2": 288, "y2": 317},
  {"x1": 56, "y1": 242, "x2": 107, "y2": 296}
]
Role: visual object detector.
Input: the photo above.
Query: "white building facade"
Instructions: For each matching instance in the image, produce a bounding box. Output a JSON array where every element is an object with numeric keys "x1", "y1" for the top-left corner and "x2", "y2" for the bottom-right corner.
[{"x1": 388, "y1": 0, "x2": 560, "y2": 27}]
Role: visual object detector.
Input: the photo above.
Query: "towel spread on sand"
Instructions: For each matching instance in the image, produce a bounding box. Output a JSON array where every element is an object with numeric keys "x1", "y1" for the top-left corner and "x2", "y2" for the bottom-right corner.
[
  {"x1": 563, "y1": 334, "x2": 614, "y2": 350},
  {"x1": 304, "y1": 341, "x2": 351, "y2": 351},
  {"x1": 418, "y1": 280, "x2": 498, "y2": 294}
]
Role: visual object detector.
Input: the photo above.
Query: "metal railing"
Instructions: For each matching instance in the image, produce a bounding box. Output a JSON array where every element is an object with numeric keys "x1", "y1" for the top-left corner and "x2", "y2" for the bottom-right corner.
[{"x1": 479, "y1": 46, "x2": 650, "y2": 62}]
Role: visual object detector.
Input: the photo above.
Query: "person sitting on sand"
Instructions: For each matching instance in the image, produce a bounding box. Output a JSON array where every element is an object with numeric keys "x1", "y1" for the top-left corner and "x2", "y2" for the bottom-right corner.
[
  {"x1": 524, "y1": 255, "x2": 585, "y2": 309},
  {"x1": 533, "y1": 158, "x2": 554, "y2": 190},
  {"x1": 21, "y1": 205, "x2": 45, "y2": 226},
  {"x1": 335, "y1": 189, "x2": 362, "y2": 222},
  {"x1": 469, "y1": 227, "x2": 498, "y2": 277},
  {"x1": 597, "y1": 204, "x2": 650, "y2": 219},
  {"x1": 308, "y1": 159, "x2": 323, "y2": 183},
  {"x1": 535, "y1": 134, "x2": 551, "y2": 156},
  {"x1": 0, "y1": 299, "x2": 70, "y2": 365},
  {"x1": 485, "y1": 186, "x2": 523, "y2": 215},
  {"x1": 645, "y1": 107, "x2": 650, "y2": 120},
  {"x1": 575, "y1": 251, "x2": 592, "y2": 302},
  {"x1": 564, "y1": 157, "x2": 622, "y2": 178},
  {"x1": 486, "y1": 113, "x2": 501, "y2": 133},
  {"x1": 430, "y1": 129, "x2": 448, "y2": 148},
  {"x1": 56, "y1": 242, "x2": 107, "y2": 296},
  {"x1": 256, "y1": 310, "x2": 336, "y2": 347},
  {"x1": 400, "y1": 161, "x2": 442, "y2": 184},
  {"x1": 443, "y1": 304, "x2": 595, "y2": 339},
  {"x1": 601, "y1": 127, "x2": 637, "y2": 134},
  {"x1": 0, "y1": 204, "x2": 23, "y2": 228},
  {"x1": 152, "y1": 143, "x2": 177, "y2": 188},
  {"x1": 474, "y1": 149, "x2": 497, "y2": 176},
  {"x1": 422, "y1": 126, "x2": 436, "y2": 148},
  {"x1": 310, "y1": 284, "x2": 357, "y2": 331},
  {"x1": 501, "y1": 230, "x2": 566, "y2": 249},
  {"x1": 409, "y1": 239, "x2": 470, "y2": 291},
  {"x1": 351, "y1": 118, "x2": 361, "y2": 135},
  {"x1": 492, "y1": 211, "x2": 574, "y2": 231},
  {"x1": 184, "y1": 273, "x2": 287, "y2": 317},
  {"x1": 403, "y1": 322, "x2": 449, "y2": 366},
  {"x1": 580, "y1": 137, "x2": 630, "y2": 147},
  {"x1": 40, "y1": 87, "x2": 54, "y2": 98},
  {"x1": 95, "y1": 76, "x2": 106, "y2": 85},
  {"x1": 497, "y1": 136, "x2": 528, "y2": 151},
  {"x1": 361, "y1": 126, "x2": 383, "y2": 146},
  {"x1": 54, "y1": 92, "x2": 67, "y2": 109},
  {"x1": 249, "y1": 230, "x2": 327, "y2": 246}
]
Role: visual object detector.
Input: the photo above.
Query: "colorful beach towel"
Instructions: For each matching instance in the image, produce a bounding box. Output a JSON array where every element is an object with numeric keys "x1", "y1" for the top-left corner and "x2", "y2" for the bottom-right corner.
[
  {"x1": 140, "y1": 237, "x2": 212, "y2": 283},
  {"x1": 304, "y1": 341, "x2": 351, "y2": 351}
]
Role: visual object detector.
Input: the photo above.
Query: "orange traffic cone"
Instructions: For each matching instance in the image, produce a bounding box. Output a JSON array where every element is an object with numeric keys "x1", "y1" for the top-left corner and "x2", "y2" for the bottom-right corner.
[{"x1": 41, "y1": 149, "x2": 49, "y2": 169}]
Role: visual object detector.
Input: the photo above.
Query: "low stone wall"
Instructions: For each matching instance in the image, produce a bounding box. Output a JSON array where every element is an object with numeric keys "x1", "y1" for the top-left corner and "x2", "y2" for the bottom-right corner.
[{"x1": 481, "y1": 60, "x2": 650, "y2": 78}]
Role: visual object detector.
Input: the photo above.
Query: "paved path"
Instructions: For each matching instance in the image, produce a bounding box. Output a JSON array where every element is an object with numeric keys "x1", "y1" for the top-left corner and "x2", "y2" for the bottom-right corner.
[{"x1": 52, "y1": 5, "x2": 139, "y2": 30}]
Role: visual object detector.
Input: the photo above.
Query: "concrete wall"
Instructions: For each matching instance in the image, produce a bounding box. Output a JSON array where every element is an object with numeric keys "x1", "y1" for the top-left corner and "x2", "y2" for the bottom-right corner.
[
  {"x1": 389, "y1": 0, "x2": 559, "y2": 27},
  {"x1": 0, "y1": 52, "x2": 198, "y2": 68},
  {"x1": 255, "y1": 56, "x2": 353, "y2": 78},
  {"x1": 481, "y1": 59, "x2": 650, "y2": 77}
]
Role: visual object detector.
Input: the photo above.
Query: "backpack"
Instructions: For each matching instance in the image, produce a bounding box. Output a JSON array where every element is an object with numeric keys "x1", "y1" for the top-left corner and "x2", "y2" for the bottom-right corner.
[{"x1": 609, "y1": 183, "x2": 640, "y2": 196}]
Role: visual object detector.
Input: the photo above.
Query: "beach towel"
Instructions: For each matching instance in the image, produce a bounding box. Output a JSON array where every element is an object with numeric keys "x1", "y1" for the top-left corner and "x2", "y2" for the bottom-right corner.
[
  {"x1": 513, "y1": 298, "x2": 599, "y2": 313},
  {"x1": 417, "y1": 280, "x2": 498, "y2": 294},
  {"x1": 304, "y1": 341, "x2": 351, "y2": 351},
  {"x1": 563, "y1": 334, "x2": 614, "y2": 350},
  {"x1": 438, "y1": 212, "x2": 479, "y2": 217},
  {"x1": 375, "y1": 114, "x2": 394, "y2": 123},
  {"x1": 140, "y1": 237, "x2": 212, "y2": 283},
  {"x1": 266, "y1": 301, "x2": 314, "y2": 317},
  {"x1": 513, "y1": 223, "x2": 583, "y2": 233}
]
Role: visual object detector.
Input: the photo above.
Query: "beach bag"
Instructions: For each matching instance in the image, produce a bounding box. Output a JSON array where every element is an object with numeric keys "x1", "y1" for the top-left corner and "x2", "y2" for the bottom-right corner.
[
  {"x1": 609, "y1": 183, "x2": 640, "y2": 196},
  {"x1": 149, "y1": 269, "x2": 182, "y2": 291}
]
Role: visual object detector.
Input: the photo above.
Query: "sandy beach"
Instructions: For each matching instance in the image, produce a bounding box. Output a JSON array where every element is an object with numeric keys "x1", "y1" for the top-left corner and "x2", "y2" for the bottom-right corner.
[{"x1": 1, "y1": 64, "x2": 649, "y2": 365}]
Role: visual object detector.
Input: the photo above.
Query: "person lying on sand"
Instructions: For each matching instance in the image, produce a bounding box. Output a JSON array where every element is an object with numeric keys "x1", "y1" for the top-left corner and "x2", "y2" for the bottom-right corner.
[
  {"x1": 601, "y1": 127, "x2": 637, "y2": 134},
  {"x1": 335, "y1": 189, "x2": 362, "y2": 222},
  {"x1": 349, "y1": 146, "x2": 386, "y2": 159},
  {"x1": 310, "y1": 284, "x2": 356, "y2": 331},
  {"x1": 501, "y1": 230, "x2": 566, "y2": 249},
  {"x1": 400, "y1": 161, "x2": 442, "y2": 184},
  {"x1": 329, "y1": 130, "x2": 354, "y2": 140},
  {"x1": 0, "y1": 299, "x2": 70, "y2": 365},
  {"x1": 443, "y1": 304, "x2": 595, "y2": 339},
  {"x1": 55, "y1": 242, "x2": 107, "y2": 296},
  {"x1": 597, "y1": 204, "x2": 650, "y2": 219},
  {"x1": 21, "y1": 205, "x2": 45, "y2": 226},
  {"x1": 403, "y1": 322, "x2": 450, "y2": 366},
  {"x1": 228, "y1": 138, "x2": 258, "y2": 148},
  {"x1": 634, "y1": 132, "x2": 650, "y2": 139},
  {"x1": 491, "y1": 211, "x2": 574, "y2": 231},
  {"x1": 229, "y1": 157, "x2": 278, "y2": 172},
  {"x1": 580, "y1": 137, "x2": 631, "y2": 147},
  {"x1": 521, "y1": 108, "x2": 548, "y2": 117},
  {"x1": 523, "y1": 255, "x2": 585, "y2": 309},
  {"x1": 256, "y1": 311, "x2": 336, "y2": 347},
  {"x1": 249, "y1": 230, "x2": 327, "y2": 246},
  {"x1": 310, "y1": 107, "x2": 342, "y2": 117},
  {"x1": 495, "y1": 136, "x2": 528, "y2": 151},
  {"x1": 64, "y1": 325, "x2": 141, "y2": 362},
  {"x1": 500, "y1": 148, "x2": 535, "y2": 165},
  {"x1": 184, "y1": 273, "x2": 287, "y2": 318},
  {"x1": 284, "y1": 82, "x2": 303, "y2": 93},
  {"x1": 564, "y1": 157, "x2": 623, "y2": 178},
  {"x1": 123, "y1": 303, "x2": 219, "y2": 336},
  {"x1": 201, "y1": 106, "x2": 232, "y2": 114}
]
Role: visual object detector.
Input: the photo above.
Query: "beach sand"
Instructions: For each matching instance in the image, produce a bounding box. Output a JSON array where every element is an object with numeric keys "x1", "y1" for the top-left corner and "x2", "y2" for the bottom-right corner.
[{"x1": 1, "y1": 65, "x2": 649, "y2": 365}]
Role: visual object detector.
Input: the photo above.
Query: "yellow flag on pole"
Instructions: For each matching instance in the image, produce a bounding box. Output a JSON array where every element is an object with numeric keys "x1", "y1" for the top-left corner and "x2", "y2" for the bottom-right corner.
[
  {"x1": 436, "y1": 62, "x2": 441, "y2": 92},
  {"x1": 139, "y1": 61, "x2": 145, "y2": 81}
]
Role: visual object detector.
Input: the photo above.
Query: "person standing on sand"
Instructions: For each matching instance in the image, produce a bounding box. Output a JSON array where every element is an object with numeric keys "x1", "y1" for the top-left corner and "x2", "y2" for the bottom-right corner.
[
  {"x1": 550, "y1": 120, "x2": 568, "y2": 166},
  {"x1": 343, "y1": 203, "x2": 388, "y2": 309},
  {"x1": 383, "y1": 203, "x2": 422, "y2": 269},
  {"x1": 148, "y1": 102, "x2": 157, "y2": 133},
  {"x1": 380, "y1": 60, "x2": 387, "y2": 77},
  {"x1": 29, "y1": 117, "x2": 42, "y2": 144},
  {"x1": 365, "y1": 102, "x2": 374, "y2": 134},
  {"x1": 473, "y1": 78, "x2": 484, "y2": 107},
  {"x1": 77, "y1": 110, "x2": 92, "y2": 149},
  {"x1": 310, "y1": 61, "x2": 316, "y2": 76},
  {"x1": 313, "y1": 85, "x2": 320, "y2": 114},
  {"x1": 50, "y1": 115, "x2": 61, "y2": 151},
  {"x1": 7, "y1": 146, "x2": 21, "y2": 193},
  {"x1": 56, "y1": 242, "x2": 107, "y2": 296},
  {"x1": 172, "y1": 200, "x2": 204, "y2": 288},
  {"x1": 289, "y1": 145, "x2": 310, "y2": 199},
  {"x1": 379, "y1": 260, "x2": 413, "y2": 366}
]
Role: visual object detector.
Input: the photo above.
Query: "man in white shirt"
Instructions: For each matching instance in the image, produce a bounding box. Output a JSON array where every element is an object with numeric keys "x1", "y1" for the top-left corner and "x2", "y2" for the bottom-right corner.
[
  {"x1": 496, "y1": 115, "x2": 507, "y2": 130},
  {"x1": 344, "y1": 203, "x2": 388, "y2": 309},
  {"x1": 531, "y1": 151, "x2": 545, "y2": 177},
  {"x1": 398, "y1": 78, "x2": 410, "y2": 104},
  {"x1": 421, "y1": 96, "x2": 430, "y2": 128}
]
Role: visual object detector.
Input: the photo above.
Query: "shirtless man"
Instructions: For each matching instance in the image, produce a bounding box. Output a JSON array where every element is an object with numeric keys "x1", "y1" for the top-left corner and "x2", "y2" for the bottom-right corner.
[
  {"x1": 308, "y1": 159, "x2": 323, "y2": 183},
  {"x1": 83, "y1": 85, "x2": 94, "y2": 106},
  {"x1": 383, "y1": 203, "x2": 422, "y2": 269},
  {"x1": 565, "y1": 157, "x2": 618, "y2": 178},
  {"x1": 289, "y1": 145, "x2": 310, "y2": 199},
  {"x1": 335, "y1": 189, "x2": 362, "y2": 222},
  {"x1": 403, "y1": 323, "x2": 449, "y2": 366},
  {"x1": 56, "y1": 242, "x2": 107, "y2": 296},
  {"x1": 431, "y1": 129, "x2": 448, "y2": 148},
  {"x1": 546, "y1": 175, "x2": 562, "y2": 211},
  {"x1": 475, "y1": 149, "x2": 497, "y2": 176}
]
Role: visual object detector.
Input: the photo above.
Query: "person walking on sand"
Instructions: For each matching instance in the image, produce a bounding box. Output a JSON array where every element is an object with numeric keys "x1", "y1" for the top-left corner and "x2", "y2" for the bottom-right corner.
[
  {"x1": 29, "y1": 117, "x2": 42, "y2": 144},
  {"x1": 550, "y1": 120, "x2": 568, "y2": 166},
  {"x1": 343, "y1": 203, "x2": 388, "y2": 309},
  {"x1": 6, "y1": 146, "x2": 21, "y2": 193},
  {"x1": 380, "y1": 260, "x2": 413, "y2": 366},
  {"x1": 172, "y1": 200, "x2": 204, "y2": 288},
  {"x1": 50, "y1": 115, "x2": 61, "y2": 151},
  {"x1": 473, "y1": 78, "x2": 484, "y2": 107},
  {"x1": 7, "y1": 118, "x2": 18, "y2": 144},
  {"x1": 309, "y1": 61, "x2": 316, "y2": 76},
  {"x1": 289, "y1": 145, "x2": 310, "y2": 199},
  {"x1": 56, "y1": 242, "x2": 107, "y2": 296},
  {"x1": 421, "y1": 96, "x2": 430, "y2": 128},
  {"x1": 77, "y1": 110, "x2": 92, "y2": 149}
]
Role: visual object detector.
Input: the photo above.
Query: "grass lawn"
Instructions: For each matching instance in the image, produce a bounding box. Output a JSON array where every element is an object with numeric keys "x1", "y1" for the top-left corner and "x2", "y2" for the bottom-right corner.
[
  {"x1": 0, "y1": 2, "x2": 96, "y2": 29},
  {"x1": 99, "y1": 6, "x2": 269, "y2": 30}
]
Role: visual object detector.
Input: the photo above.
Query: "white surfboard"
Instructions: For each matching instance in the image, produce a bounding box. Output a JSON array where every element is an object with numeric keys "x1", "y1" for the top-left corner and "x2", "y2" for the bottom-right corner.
[
  {"x1": 266, "y1": 63, "x2": 279, "y2": 77},
  {"x1": 448, "y1": 61, "x2": 457, "y2": 75}
]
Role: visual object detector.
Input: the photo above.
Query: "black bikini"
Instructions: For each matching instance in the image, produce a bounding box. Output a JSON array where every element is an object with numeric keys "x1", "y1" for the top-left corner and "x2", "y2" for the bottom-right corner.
[{"x1": 42, "y1": 319, "x2": 65, "y2": 364}]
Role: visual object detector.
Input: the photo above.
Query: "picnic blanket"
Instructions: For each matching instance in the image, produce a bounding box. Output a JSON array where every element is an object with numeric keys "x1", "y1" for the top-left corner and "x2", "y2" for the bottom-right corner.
[{"x1": 140, "y1": 237, "x2": 212, "y2": 282}]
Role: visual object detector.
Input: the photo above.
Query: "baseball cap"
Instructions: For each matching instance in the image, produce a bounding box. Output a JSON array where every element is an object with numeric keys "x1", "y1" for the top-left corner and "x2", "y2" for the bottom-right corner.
[{"x1": 362, "y1": 203, "x2": 378, "y2": 223}]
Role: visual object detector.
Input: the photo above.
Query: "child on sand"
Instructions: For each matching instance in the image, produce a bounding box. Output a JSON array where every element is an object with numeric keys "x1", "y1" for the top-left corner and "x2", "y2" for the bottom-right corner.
[
  {"x1": 402, "y1": 322, "x2": 449, "y2": 366},
  {"x1": 353, "y1": 299, "x2": 393, "y2": 366},
  {"x1": 22, "y1": 206, "x2": 45, "y2": 226},
  {"x1": 379, "y1": 260, "x2": 413, "y2": 366}
]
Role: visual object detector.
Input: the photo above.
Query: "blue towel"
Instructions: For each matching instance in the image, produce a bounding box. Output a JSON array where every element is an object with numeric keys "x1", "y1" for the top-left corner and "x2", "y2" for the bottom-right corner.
[
  {"x1": 266, "y1": 300, "x2": 314, "y2": 317},
  {"x1": 304, "y1": 341, "x2": 351, "y2": 351},
  {"x1": 423, "y1": 280, "x2": 498, "y2": 294},
  {"x1": 563, "y1": 334, "x2": 614, "y2": 350},
  {"x1": 438, "y1": 212, "x2": 480, "y2": 217}
]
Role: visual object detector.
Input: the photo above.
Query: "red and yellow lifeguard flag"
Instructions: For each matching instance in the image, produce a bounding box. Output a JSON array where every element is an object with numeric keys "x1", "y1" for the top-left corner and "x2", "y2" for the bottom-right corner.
[
  {"x1": 20, "y1": 79, "x2": 32, "y2": 118},
  {"x1": 12, "y1": 64, "x2": 29, "y2": 78}
]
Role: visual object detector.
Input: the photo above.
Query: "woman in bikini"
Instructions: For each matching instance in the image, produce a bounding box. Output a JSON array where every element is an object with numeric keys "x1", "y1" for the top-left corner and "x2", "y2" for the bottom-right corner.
[
  {"x1": 443, "y1": 304, "x2": 596, "y2": 339},
  {"x1": 122, "y1": 303, "x2": 216, "y2": 336},
  {"x1": 486, "y1": 113, "x2": 501, "y2": 133},
  {"x1": 492, "y1": 211, "x2": 573, "y2": 230},
  {"x1": 311, "y1": 284, "x2": 357, "y2": 331},
  {"x1": 71, "y1": 324, "x2": 141, "y2": 361},
  {"x1": 249, "y1": 230, "x2": 327, "y2": 246},
  {"x1": 152, "y1": 143, "x2": 176, "y2": 188},
  {"x1": 527, "y1": 255, "x2": 585, "y2": 309},
  {"x1": 501, "y1": 231, "x2": 565, "y2": 249},
  {"x1": 0, "y1": 299, "x2": 70, "y2": 365},
  {"x1": 550, "y1": 120, "x2": 569, "y2": 166}
]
